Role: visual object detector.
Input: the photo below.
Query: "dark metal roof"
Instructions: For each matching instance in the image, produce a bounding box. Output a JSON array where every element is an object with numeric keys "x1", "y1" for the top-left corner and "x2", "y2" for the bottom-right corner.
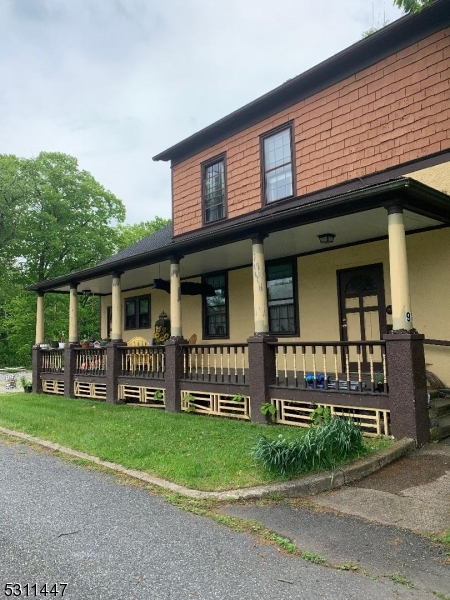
[
  {"x1": 98, "y1": 224, "x2": 173, "y2": 266},
  {"x1": 153, "y1": 0, "x2": 450, "y2": 165}
]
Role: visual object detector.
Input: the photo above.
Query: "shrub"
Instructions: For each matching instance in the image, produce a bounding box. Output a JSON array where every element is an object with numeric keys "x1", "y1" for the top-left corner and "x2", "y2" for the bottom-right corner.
[{"x1": 250, "y1": 416, "x2": 364, "y2": 476}]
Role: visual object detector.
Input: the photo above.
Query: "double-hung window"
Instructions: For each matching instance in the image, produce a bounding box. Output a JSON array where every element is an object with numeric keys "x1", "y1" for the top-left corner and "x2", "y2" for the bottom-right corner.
[
  {"x1": 203, "y1": 155, "x2": 226, "y2": 224},
  {"x1": 262, "y1": 125, "x2": 294, "y2": 203},
  {"x1": 266, "y1": 260, "x2": 297, "y2": 335},
  {"x1": 203, "y1": 273, "x2": 228, "y2": 338},
  {"x1": 124, "y1": 295, "x2": 151, "y2": 330}
]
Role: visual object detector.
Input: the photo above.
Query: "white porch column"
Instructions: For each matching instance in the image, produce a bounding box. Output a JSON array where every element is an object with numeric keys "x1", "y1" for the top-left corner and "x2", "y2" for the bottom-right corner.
[
  {"x1": 68, "y1": 282, "x2": 79, "y2": 343},
  {"x1": 387, "y1": 204, "x2": 413, "y2": 331},
  {"x1": 35, "y1": 292, "x2": 45, "y2": 345},
  {"x1": 170, "y1": 257, "x2": 182, "y2": 338},
  {"x1": 111, "y1": 272, "x2": 123, "y2": 341},
  {"x1": 252, "y1": 234, "x2": 269, "y2": 334}
]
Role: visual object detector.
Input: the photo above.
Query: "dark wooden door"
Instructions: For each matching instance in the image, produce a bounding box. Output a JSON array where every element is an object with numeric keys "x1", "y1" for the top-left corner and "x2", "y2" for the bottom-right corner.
[{"x1": 337, "y1": 264, "x2": 387, "y2": 372}]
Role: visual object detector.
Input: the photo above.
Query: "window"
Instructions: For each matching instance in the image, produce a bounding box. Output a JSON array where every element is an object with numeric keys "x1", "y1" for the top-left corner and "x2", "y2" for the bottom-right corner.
[
  {"x1": 262, "y1": 125, "x2": 294, "y2": 203},
  {"x1": 203, "y1": 155, "x2": 226, "y2": 224},
  {"x1": 266, "y1": 260, "x2": 297, "y2": 335},
  {"x1": 203, "y1": 273, "x2": 228, "y2": 338},
  {"x1": 124, "y1": 295, "x2": 151, "y2": 330}
]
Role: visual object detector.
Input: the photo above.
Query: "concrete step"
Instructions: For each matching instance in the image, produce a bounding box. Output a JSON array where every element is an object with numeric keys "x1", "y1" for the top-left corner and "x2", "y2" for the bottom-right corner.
[
  {"x1": 430, "y1": 413, "x2": 450, "y2": 442},
  {"x1": 428, "y1": 396, "x2": 450, "y2": 419}
]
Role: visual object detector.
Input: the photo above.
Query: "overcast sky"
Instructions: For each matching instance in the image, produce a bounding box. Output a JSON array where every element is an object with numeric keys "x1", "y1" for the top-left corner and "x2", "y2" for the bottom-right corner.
[{"x1": 0, "y1": 0, "x2": 404, "y2": 224}]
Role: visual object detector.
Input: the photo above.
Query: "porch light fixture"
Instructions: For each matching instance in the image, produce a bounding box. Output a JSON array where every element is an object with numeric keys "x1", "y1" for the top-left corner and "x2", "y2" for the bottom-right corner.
[{"x1": 318, "y1": 233, "x2": 336, "y2": 244}]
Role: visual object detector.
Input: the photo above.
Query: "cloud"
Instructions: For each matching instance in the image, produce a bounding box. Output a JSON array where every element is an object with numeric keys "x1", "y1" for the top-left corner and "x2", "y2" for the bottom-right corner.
[{"x1": 0, "y1": 0, "x2": 403, "y2": 224}]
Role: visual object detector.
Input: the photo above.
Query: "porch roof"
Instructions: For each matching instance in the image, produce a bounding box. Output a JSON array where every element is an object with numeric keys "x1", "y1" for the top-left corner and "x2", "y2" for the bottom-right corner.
[
  {"x1": 153, "y1": 0, "x2": 450, "y2": 165},
  {"x1": 27, "y1": 177, "x2": 450, "y2": 295}
]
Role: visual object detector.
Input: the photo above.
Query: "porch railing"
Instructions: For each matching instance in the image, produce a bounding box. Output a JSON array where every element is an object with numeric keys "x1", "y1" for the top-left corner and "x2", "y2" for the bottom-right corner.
[
  {"x1": 75, "y1": 348, "x2": 107, "y2": 376},
  {"x1": 182, "y1": 343, "x2": 248, "y2": 384},
  {"x1": 267, "y1": 341, "x2": 388, "y2": 393},
  {"x1": 41, "y1": 349, "x2": 64, "y2": 373},
  {"x1": 119, "y1": 346, "x2": 165, "y2": 378}
]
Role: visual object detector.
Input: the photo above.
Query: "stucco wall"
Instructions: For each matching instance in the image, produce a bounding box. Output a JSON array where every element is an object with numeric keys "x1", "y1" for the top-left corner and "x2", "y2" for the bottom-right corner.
[{"x1": 172, "y1": 28, "x2": 450, "y2": 236}]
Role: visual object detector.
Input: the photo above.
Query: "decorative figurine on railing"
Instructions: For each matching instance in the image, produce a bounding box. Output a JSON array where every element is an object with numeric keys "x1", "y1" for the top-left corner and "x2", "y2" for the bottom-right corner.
[{"x1": 153, "y1": 311, "x2": 170, "y2": 345}]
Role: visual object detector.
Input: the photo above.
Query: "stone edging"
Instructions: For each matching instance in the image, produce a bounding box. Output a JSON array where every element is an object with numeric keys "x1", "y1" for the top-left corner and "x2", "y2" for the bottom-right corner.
[{"x1": 0, "y1": 426, "x2": 415, "y2": 500}]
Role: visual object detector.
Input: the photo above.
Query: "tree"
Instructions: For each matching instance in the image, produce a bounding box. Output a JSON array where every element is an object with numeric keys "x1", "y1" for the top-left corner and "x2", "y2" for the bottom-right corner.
[
  {"x1": 0, "y1": 151, "x2": 126, "y2": 365},
  {"x1": 3, "y1": 152, "x2": 125, "y2": 282},
  {"x1": 115, "y1": 216, "x2": 171, "y2": 251},
  {"x1": 393, "y1": 0, "x2": 433, "y2": 12}
]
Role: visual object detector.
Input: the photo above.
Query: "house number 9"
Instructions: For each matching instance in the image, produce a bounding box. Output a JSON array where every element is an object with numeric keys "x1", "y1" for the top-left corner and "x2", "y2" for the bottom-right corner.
[{"x1": 405, "y1": 311, "x2": 412, "y2": 322}]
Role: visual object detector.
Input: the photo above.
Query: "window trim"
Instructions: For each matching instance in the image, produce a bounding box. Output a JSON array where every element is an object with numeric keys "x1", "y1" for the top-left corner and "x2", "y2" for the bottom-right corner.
[
  {"x1": 260, "y1": 122, "x2": 296, "y2": 206},
  {"x1": 201, "y1": 153, "x2": 228, "y2": 226},
  {"x1": 124, "y1": 294, "x2": 151, "y2": 331},
  {"x1": 202, "y1": 271, "x2": 230, "y2": 340},
  {"x1": 266, "y1": 257, "x2": 299, "y2": 337}
]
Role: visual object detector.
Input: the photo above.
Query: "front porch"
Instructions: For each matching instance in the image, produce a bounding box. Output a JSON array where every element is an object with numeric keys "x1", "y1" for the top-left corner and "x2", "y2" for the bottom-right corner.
[
  {"x1": 29, "y1": 180, "x2": 450, "y2": 446},
  {"x1": 34, "y1": 332, "x2": 431, "y2": 442}
]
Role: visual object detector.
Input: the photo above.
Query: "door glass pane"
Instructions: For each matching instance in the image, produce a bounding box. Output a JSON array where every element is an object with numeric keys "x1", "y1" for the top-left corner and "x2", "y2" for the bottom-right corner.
[
  {"x1": 363, "y1": 295, "x2": 378, "y2": 308},
  {"x1": 346, "y1": 312, "x2": 360, "y2": 362},
  {"x1": 364, "y1": 311, "x2": 382, "y2": 361},
  {"x1": 345, "y1": 297, "x2": 359, "y2": 309}
]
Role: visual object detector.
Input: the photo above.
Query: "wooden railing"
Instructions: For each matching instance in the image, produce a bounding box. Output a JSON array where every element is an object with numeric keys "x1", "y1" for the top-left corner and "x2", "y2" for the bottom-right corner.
[
  {"x1": 41, "y1": 349, "x2": 64, "y2": 373},
  {"x1": 75, "y1": 348, "x2": 107, "y2": 376},
  {"x1": 119, "y1": 346, "x2": 165, "y2": 378},
  {"x1": 182, "y1": 344, "x2": 248, "y2": 384},
  {"x1": 267, "y1": 341, "x2": 388, "y2": 393}
]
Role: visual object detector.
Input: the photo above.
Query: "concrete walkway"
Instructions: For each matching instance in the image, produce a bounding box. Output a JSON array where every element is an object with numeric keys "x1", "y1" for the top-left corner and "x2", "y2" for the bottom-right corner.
[{"x1": 222, "y1": 442, "x2": 450, "y2": 597}]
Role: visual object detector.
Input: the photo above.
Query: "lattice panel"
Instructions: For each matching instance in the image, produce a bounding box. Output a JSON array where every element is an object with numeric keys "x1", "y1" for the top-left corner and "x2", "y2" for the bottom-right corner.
[
  {"x1": 74, "y1": 381, "x2": 106, "y2": 400},
  {"x1": 181, "y1": 390, "x2": 250, "y2": 420},
  {"x1": 272, "y1": 398, "x2": 390, "y2": 437},
  {"x1": 118, "y1": 385, "x2": 165, "y2": 408},
  {"x1": 42, "y1": 380, "x2": 64, "y2": 395}
]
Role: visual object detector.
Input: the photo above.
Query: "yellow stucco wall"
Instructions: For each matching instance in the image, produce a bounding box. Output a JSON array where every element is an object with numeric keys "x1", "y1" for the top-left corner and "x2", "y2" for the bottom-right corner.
[{"x1": 407, "y1": 161, "x2": 450, "y2": 195}]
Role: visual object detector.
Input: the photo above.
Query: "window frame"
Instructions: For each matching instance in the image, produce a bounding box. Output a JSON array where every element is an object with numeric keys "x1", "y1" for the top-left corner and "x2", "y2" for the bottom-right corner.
[
  {"x1": 260, "y1": 122, "x2": 296, "y2": 206},
  {"x1": 123, "y1": 295, "x2": 151, "y2": 331},
  {"x1": 266, "y1": 257, "x2": 299, "y2": 337},
  {"x1": 201, "y1": 153, "x2": 228, "y2": 226},
  {"x1": 202, "y1": 271, "x2": 230, "y2": 340}
]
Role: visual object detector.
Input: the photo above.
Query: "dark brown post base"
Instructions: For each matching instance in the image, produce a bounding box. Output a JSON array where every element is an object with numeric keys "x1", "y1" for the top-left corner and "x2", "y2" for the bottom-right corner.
[
  {"x1": 32, "y1": 346, "x2": 43, "y2": 394},
  {"x1": 384, "y1": 332, "x2": 430, "y2": 447},
  {"x1": 106, "y1": 341, "x2": 126, "y2": 404},
  {"x1": 248, "y1": 335, "x2": 277, "y2": 424},
  {"x1": 64, "y1": 343, "x2": 80, "y2": 399},
  {"x1": 164, "y1": 337, "x2": 187, "y2": 413}
]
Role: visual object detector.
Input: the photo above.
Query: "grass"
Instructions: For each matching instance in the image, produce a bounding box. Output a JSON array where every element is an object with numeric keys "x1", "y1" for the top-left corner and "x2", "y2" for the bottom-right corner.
[{"x1": 0, "y1": 392, "x2": 391, "y2": 491}]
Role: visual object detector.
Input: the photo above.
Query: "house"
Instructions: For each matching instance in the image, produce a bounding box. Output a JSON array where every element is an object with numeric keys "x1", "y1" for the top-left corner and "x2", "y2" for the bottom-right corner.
[{"x1": 29, "y1": 0, "x2": 450, "y2": 445}]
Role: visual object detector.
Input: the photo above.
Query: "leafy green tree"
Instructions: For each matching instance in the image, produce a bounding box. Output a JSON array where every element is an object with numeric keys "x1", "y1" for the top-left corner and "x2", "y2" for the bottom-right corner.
[
  {"x1": 0, "y1": 151, "x2": 126, "y2": 365},
  {"x1": 393, "y1": 0, "x2": 433, "y2": 12},
  {"x1": 115, "y1": 216, "x2": 171, "y2": 251},
  {"x1": 5, "y1": 152, "x2": 125, "y2": 282}
]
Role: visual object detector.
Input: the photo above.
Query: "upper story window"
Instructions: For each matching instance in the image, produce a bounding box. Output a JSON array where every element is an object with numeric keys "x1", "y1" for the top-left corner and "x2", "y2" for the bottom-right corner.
[
  {"x1": 266, "y1": 259, "x2": 298, "y2": 335},
  {"x1": 262, "y1": 125, "x2": 294, "y2": 204},
  {"x1": 124, "y1": 295, "x2": 151, "y2": 330},
  {"x1": 203, "y1": 155, "x2": 226, "y2": 224},
  {"x1": 202, "y1": 273, "x2": 228, "y2": 338}
]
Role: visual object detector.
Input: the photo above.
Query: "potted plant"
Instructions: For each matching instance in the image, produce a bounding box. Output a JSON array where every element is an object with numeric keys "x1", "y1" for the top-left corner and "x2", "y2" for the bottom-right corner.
[
  {"x1": 81, "y1": 339, "x2": 90, "y2": 349},
  {"x1": 20, "y1": 375, "x2": 32, "y2": 393}
]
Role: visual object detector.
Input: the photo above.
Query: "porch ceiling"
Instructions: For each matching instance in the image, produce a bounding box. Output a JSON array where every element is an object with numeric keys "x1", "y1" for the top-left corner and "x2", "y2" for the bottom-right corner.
[{"x1": 50, "y1": 207, "x2": 440, "y2": 296}]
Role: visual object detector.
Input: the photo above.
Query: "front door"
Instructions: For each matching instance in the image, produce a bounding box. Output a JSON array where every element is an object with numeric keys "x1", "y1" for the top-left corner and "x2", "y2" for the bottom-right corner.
[{"x1": 337, "y1": 264, "x2": 387, "y2": 372}]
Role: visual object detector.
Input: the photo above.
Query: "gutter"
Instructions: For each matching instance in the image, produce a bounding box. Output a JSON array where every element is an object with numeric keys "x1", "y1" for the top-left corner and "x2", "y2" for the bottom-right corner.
[{"x1": 26, "y1": 178, "x2": 450, "y2": 292}]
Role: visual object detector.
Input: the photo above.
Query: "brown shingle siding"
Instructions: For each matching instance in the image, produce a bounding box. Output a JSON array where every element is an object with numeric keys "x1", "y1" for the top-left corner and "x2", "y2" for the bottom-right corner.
[{"x1": 172, "y1": 28, "x2": 450, "y2": 236}]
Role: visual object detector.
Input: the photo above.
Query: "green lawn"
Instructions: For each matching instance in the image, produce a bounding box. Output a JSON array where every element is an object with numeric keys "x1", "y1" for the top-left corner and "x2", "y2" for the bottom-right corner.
[{"x1": 0, "y1": 393, "x2": 390, "y2": 491}]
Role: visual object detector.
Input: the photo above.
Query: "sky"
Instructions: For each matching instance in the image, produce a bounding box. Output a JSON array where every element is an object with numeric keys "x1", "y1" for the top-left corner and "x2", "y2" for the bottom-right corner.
[{"x1": 0, "y1": 0, "x2": 404, "y2": 224}]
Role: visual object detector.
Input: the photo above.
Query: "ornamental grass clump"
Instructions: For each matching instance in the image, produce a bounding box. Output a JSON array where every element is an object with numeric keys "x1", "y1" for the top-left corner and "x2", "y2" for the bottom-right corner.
[{"x1": 250, "y1": 416, "x2": 364, "y2": 476}]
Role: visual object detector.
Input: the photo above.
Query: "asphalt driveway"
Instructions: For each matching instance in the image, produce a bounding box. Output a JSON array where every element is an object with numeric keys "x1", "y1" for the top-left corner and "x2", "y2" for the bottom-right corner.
[{"x1": 0, "y1": 439, "x2": 435, "y2": 600}]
